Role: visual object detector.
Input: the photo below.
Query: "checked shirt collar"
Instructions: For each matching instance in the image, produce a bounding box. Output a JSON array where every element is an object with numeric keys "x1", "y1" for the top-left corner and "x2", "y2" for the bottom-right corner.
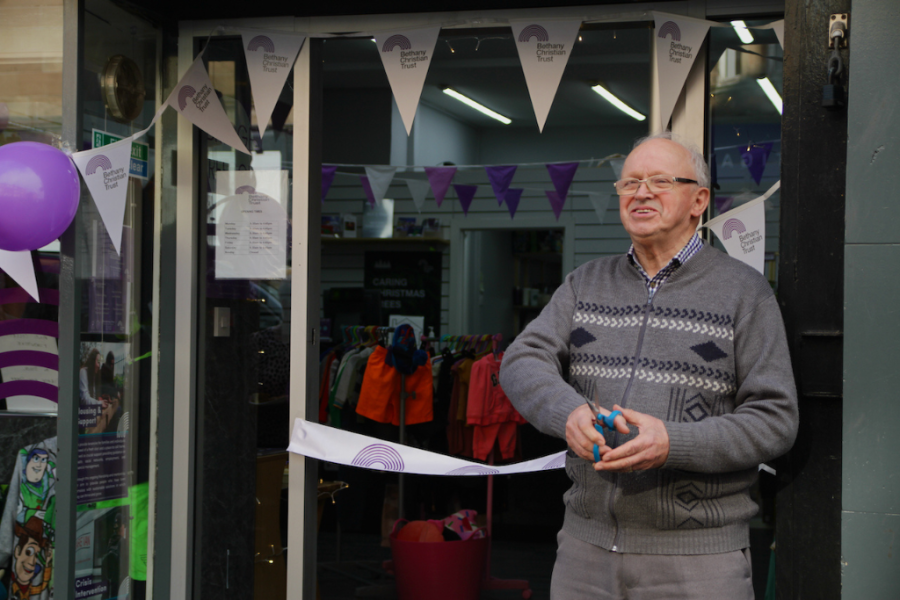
[{"x1": 627, "y1": 233, "x2": 704, "y2": 299}]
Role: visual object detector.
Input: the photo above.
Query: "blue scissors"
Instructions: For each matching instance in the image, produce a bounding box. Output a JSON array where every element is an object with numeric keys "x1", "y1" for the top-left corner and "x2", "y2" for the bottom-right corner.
[{"x1": 586, "y1": 390, "x2": 623, "y2": 463}]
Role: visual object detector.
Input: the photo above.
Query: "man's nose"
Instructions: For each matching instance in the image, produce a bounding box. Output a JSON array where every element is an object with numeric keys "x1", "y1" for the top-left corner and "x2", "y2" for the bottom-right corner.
[{"x1": 633, "y1": 180, "x2": 654, "y2": 198}]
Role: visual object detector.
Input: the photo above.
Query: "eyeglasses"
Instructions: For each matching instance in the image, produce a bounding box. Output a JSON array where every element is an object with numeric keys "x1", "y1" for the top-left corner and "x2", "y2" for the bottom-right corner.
[{"x1": 613, "y1": 175, "x2": 699, "y2": 195}]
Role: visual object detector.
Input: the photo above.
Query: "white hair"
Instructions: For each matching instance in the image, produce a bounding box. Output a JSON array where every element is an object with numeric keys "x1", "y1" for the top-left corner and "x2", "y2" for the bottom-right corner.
[{"x1": 632, "y1": 131, "x2": 710, "y2": 189}]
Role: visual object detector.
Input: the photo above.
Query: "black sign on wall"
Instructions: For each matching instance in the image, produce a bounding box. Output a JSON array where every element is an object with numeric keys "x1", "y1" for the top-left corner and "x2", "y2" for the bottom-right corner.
[{"x1": 364, "y1": 251, "x2": 442, "y2": 337}]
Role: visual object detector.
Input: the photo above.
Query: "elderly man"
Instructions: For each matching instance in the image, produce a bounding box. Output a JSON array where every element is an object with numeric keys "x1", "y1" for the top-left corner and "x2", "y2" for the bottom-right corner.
[{"x1": 499, "y1": 133, "x2": 798, "y2": 599}]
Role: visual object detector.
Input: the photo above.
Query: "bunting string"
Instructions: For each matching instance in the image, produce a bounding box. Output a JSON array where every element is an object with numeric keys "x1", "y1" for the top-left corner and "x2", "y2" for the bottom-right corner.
[
  {"x1": 320, "y1": 153, "x2": 625, "y2": 171},
  {"x1": 41, "y1": 12, "x2": 781, "y2": 270}
]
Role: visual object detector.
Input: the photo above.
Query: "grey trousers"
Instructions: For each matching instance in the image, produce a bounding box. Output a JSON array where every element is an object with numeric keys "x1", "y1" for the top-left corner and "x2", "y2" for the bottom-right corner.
[{"x1": 550, "y1": 530, "x2": 754, "y2": 600}]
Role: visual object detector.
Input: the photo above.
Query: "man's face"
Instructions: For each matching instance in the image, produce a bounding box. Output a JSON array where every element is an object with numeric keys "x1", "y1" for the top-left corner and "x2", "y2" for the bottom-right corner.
[
  {"x1": 26, "y1": 454, "x2": 48, "y2": 484},
  {"x1": 618, "y1": 139, "x2": 709, "y2": 248},
  {"x1": 13, "y1": 538, "x2": 40, "y2": 583}
]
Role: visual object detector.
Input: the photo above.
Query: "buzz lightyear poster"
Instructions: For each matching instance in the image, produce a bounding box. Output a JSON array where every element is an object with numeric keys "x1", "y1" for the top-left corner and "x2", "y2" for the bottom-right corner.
[{"x1": 0, "y1": 437, "x2": 57, "y2": 600}]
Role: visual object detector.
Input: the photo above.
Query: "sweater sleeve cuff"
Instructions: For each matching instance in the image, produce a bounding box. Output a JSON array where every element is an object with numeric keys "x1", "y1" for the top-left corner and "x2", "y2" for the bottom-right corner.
[
  {"x1": 663, "y1": 422, "x2": 698, "y2": 470},
  {"x1": 550, "y1": 394, "x2": 585, "y2": 441}
]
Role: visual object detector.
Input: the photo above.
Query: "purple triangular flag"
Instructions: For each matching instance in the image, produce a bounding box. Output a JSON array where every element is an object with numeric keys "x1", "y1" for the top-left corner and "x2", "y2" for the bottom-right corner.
[
  {"x1": 485, "y1": 165, "x2": 517, "y2": 206},
  {"x1": 715, "y1": 196, "x2": 734, "y2": 214},
  {"x1": 360, "y1": 175, "x2": 376, "y2": 208},
  {"x1": 424, "y1": 166, "x2": 457, "y2": 207},
  {"x1": 505, "y1": 188, "x2": 523, "y2": 220},
  {"x1": 322, "y1": 165, "x2": 337, "y2": 204},
  {"x1": 453, "y1": 184, "x2": 478, "y2": 216},
  {"x1": 546, "y1": 162, "x2": 579, "y2": 203},
  {"x1": 741, "y1": 143, "x2": 773, "y2": 185},
  {"x1": 545, "y1": 190, "x2": 566, "y2": 221}
]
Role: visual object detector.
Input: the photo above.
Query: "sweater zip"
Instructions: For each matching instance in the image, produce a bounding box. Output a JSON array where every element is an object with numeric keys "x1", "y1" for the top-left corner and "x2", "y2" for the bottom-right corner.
[{"x1": 608, "y1": 289, "x2": 656, "y2": 552}]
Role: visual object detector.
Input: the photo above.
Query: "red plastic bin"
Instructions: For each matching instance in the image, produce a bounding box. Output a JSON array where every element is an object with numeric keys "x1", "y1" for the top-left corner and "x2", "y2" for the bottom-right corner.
[{"x1": 390, "y1": 530, "x2": 489, "y2": 600}]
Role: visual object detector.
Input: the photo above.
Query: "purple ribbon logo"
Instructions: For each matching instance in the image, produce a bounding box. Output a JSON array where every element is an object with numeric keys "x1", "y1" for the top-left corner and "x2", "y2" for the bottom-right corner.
[
  {"x1": 177, "y1": 85, "x2": 196, "y2": 111},
  {"x1": 85, "y1": 155, "x2": 112, "y2": 175},
  {"x1": 381, "y1": 35, "x2": 412, "y2": 52},
  {"x1": 518, "y1": 24, "x2": 550, "y2": 43},
  {"x1": 351, "y1": 444, "x2": 405, "y2": 471},
  {"x1": 247, "y1": 35, "x2": 275, "y2": 52},
  {"x1": 444, "y1": 465, "x2": 500, "y2": 476},
  {"x1": 722, "y1": 218, "x2": 747, "y2": 240},
  {"x1": 657, "y1": 21, "x2": 681, "y2": 41}
]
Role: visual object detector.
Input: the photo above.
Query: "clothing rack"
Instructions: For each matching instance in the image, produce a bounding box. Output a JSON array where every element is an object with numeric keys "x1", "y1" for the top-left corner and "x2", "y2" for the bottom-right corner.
[
  {"x1": 327, "y1": 328, "x2": 529, "y2": 597},
  {"x1": 421, "y1": 333, "x2": 530, "y2": 597}
]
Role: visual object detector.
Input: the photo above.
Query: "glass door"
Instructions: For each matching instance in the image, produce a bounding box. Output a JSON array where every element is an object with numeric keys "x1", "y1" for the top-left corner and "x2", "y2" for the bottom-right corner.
[{"x1": 191, "y1": 35, "x2": 296, "y2": 600}]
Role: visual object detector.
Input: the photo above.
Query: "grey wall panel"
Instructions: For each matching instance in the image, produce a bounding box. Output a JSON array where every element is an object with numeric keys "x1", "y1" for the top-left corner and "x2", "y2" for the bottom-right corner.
[
  {"x1": 843, "y1": 246, "x2": 900, "y2": 516},
  {"x1": 845, "y1": 1, "x2": 900, "y2": 245},
  {"x1": 842, "y1": 512, "x2": 900, "y2": 600}
]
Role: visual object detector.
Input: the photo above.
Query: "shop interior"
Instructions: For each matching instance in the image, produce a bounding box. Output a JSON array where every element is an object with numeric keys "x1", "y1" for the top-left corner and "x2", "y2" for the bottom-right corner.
[{"x1": 310, "y1": 25, "x2": 647, "y2": 599}]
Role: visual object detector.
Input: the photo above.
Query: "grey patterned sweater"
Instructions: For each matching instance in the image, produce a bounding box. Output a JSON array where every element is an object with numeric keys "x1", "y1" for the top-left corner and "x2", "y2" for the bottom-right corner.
[{"x1": 499, "y1": 244, "x2": 798, "y2": 555}]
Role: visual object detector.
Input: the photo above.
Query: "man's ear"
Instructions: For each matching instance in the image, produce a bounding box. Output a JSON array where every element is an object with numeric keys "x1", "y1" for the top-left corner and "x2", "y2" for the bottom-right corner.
[{"x1": 691, "y1": 187, "x2": 710, "y2": 218}]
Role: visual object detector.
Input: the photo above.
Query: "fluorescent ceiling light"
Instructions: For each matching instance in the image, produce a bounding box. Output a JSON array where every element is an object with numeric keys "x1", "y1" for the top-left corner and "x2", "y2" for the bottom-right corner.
[
  {"x1": 730, "y1": 20, "x2": 754, "y2": 44},
  {"x1": 756, "y1": 77, "x2": 783, "y2": 114},
  {"x1": 442, "y1": 88, "x2": 512, "y2": 124},
  {"x1": 591, "y1": 84, "x2": 646, "y2": 121}
]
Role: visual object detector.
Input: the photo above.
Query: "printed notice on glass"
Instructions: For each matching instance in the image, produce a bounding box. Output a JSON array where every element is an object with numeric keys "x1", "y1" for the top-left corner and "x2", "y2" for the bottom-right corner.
[{"x1": 215, "y1": 192, "x2": 288, "y2": 279}]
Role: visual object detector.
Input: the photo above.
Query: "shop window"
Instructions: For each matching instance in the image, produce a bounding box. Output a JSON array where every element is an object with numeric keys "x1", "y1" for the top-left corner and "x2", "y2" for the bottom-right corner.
[{"x1": 709, "y1": 21, "x2": 783, "y2": 288}]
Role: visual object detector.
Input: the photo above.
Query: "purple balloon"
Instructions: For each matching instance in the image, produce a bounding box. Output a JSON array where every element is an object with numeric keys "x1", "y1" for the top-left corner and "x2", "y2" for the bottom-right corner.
[{"x1": 0, "y1": 142, "x2": 80, "y2": 251}]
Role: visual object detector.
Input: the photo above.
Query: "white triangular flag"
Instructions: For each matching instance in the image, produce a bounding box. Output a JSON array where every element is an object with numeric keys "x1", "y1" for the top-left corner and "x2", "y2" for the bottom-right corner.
[
  {"x1": 364, "y1": 166, "x2": 397, "y2": 206},
  {"x1": 0, "y1": 250, "x2": 38, "y2": 302},
  {"x1": 768, "y1": 20, "x2": 785, "y2": 49},
  {"x1": 653, "y1": 12, "x2": 711, "y2": 131},
  {"x1": 71, "y1": 136, "x2": 133, "y2": 254},
  {"x1": 166, "y1": 55, "x2": 251, "y2": 154},
  {"x1": 587, "y1": 192, "x2": 614, "y2": 225},
  {"x1": 405, "y1": 179, "x2": 430, "y2": 213},
  {"x1": 241, "y1": 29, "x2": 306, "y2": 139},
  {"x1": 510, "y1": 19, "x2": 583, "y2": 132},
  {"x1": 703, "y1": 180, "x2": 779, "y2": 275},
  {"x1": 608, "y1": 157, "x2": 625, "y2": 180},
  {"x1": 374, "y1": 27, "x2": 441, "y2": 135}
]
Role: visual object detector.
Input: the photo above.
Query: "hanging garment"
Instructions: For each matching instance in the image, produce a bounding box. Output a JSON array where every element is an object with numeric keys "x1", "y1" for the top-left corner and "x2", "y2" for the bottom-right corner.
[
  {"x1": 0, "y1": 437, "x2": 57, "y2": 600},
  {"x1": 356, "y1": 345, "x2": 434, "y2": 426},
  {"x1": 328, "y1": 345, "x2": 365, "y2": 428},
  {"x1": 333, "y1": 346, "x2": 375, "y2": 409},
  {"x1": 467, "y1": 353, "x2": 527, "y2": 460},
  {"x1": 447, "y1": 357, "x2": 475, "y2": 458},
  {"x1": 318, "y1": 352, "x2": 339, "y2": 423}
]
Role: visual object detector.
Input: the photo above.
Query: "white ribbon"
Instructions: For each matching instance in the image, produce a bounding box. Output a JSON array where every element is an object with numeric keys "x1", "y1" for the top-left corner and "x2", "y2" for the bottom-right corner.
[{"x1": 288, "y1": 418, "x2": 566, "y2": 476}]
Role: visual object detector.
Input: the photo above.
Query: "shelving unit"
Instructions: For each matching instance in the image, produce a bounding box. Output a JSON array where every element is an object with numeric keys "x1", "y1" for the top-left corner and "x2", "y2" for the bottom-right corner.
[{"x1": 511, "y1": 232, "x2": 563, "y2": 336}]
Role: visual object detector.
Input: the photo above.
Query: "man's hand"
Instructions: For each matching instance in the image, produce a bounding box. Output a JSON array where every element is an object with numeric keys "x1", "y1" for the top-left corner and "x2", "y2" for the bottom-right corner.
[
  {"x1": 566, "y1": 404, "x2": 630, "y2": 462},
  {"x1": 594, "y1": 405, "x2": 669, "y2": 473}
]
